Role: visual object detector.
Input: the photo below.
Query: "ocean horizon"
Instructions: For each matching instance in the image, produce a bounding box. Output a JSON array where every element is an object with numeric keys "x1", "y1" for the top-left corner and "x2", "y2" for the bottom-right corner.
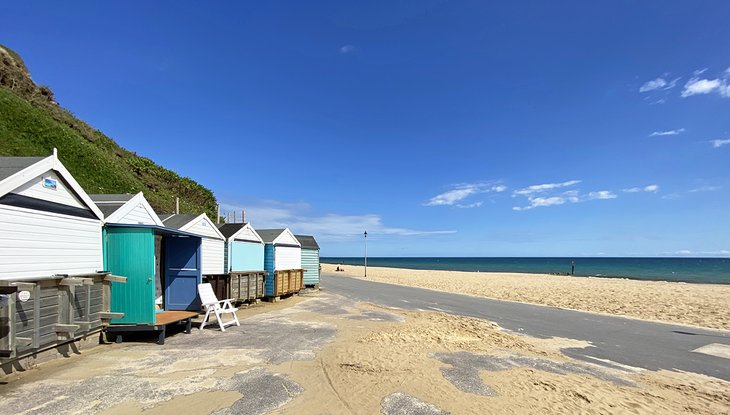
[{"x1": 321, "y1": 257, "x2": 730, "y2": 285}]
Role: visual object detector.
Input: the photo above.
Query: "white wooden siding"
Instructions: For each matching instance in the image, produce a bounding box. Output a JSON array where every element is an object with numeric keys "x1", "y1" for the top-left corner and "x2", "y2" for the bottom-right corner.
[
  {"x1": 274, "y1": 246, "x2": 301, "y2": 270},
  {"x1": 116, "y1": 202, "x2": 157, "y2": 225},
  {"x1": 201, "y1": 237, "x2": 225, "y2": 275},
  {"x1": 187, "y1": 217, "x2": 223, "y2": 239},
  {"x1": 0, "y1": 204, "x2": 103, "y2": 280},
  {"x1": 11, "y1": 171, "x2": 85, "y2": 209}
]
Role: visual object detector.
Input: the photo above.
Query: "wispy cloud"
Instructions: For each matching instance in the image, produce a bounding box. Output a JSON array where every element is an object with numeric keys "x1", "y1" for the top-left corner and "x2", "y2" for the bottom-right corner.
[
  {"x1": 649, "y1": 128, "x2": 685, "y2": 137},
  {"x1": 623, "y1": 184, "x2": 659, "y2": 193},
  {"x1": 639, "y1": 77, "x2": 679, "y2": 93},
  {"x1": 339, "y1": 44, "x2": 356, "y2": 54},
  {"x1": 587, "y1": 191, "x2": 618, "y2": 200},
  {"x1": 512, "y1": 180, "x2": 581, "y2": 196},
  {"x1": 425, "y1": 182, "x2": 506, "y2": 207},
  {"x1": 689, "y1": 185, "x2": 721, "y2": 193},
  {"x1": 662, "y1": 249, "x2": 730, "y2": 256},
  {"x1": 512, "y1": 181, "x2": 618, "y2": 211},
  {"x1": 512, "y1": 196, "x2": 566, "y2": 211},
  {"x1": 221, "y1": 200, "x2": 454, "y2": 241},
  {"x1": 711, "y1": 138, "x2": 730, "y2": 148}
]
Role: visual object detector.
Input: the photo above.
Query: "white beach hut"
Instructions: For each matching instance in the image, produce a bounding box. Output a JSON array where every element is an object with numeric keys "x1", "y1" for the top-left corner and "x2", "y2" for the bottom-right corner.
[
  {"x1": 0, "y1": 150, "x2": 124, "y2": 365},
  {"x1": 90, "y1": 192, "x2": 163, "y2": 227},
  {"x1": 0, "y1": 151, "x2": 105, "y2": 279},
  {"x1": 160, "y1": 213, "x2": 226, "y2": 276}
]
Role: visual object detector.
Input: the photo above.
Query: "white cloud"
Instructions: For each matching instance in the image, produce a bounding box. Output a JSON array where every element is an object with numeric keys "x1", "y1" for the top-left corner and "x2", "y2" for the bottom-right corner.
[
  {"x1": 456, "y1": 202, "x2": 483, "y2": 209},
  {"x1": 665, "y1": 249, "x2": 730, "y2": 256},
  {"x1": 639, "y1": 77, "x2": 667, "y2": 92},
  {"x1": 425, "y1": 182, "x2": 506, "y2": 207},
  {"x1": 650, "y1": 128, "x2": 684, "y2": 137},
  {"x1": 639, "y1": 76, "x2": 680, "y2": 93},
  {"x1": 682, "y1": 78, "x2": 722, "y2": 97},
  {"x1": 711, "y1": 138, "x2": 730, "y2": 148},
  {"x1": 512, "y1": 186, "x2": 617, "y2": 211},
  {"x1": 588, "y1": 191, "x2": 618, "y2": 200},
  {"x1": 512, "y1": 180, "x2": 581, "y2": 196},
  {"x1": 512, "y1": 196, "x2": 566, "y2": 211},
  {"x1": 689, "y1": 185, "x2": 721, "y2": 193},
  {"x1": 220, "y1": 200, "x2": 454, "y2": 242},
  {"x1": 339, "y1": 44, "x2": 356, "y2": 54},
  {"x1": 623, "y1": 184, "x2": 659, "y2": 193}
]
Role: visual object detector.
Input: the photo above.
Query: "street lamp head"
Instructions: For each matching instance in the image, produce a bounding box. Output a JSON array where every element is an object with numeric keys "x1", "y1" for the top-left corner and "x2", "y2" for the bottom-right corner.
[{"x1": 364, "y1": 231, "x2": 367, "y2": 237}]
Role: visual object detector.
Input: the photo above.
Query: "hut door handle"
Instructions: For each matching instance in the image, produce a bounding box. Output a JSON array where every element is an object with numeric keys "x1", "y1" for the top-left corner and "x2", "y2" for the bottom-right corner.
[{"x1": 147, "y1": 278, "x2": 153, "y2": 283}]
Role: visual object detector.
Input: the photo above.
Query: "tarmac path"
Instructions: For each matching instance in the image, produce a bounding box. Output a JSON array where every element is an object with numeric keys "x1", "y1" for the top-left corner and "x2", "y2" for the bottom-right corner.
[{"x1": 322, "y1": 273, "x2": 730, "y2": 381}]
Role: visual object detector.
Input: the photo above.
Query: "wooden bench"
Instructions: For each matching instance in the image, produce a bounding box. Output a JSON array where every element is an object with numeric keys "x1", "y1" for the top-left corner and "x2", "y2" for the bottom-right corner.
[{"x1": 105, "y1": 311, "x2": 199, "y2": 345}]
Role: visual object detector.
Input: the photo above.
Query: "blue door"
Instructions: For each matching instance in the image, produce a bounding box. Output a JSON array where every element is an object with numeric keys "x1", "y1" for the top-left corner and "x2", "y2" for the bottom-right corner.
[{"x1": 164, "y1": 235, "x2": 202, "y2": 311}]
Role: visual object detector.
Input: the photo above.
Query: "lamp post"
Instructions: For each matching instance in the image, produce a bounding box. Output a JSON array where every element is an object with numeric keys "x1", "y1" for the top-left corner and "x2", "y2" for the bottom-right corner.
[{"x1": 364, "y1": 231, "x2": 368, "y2": 278}]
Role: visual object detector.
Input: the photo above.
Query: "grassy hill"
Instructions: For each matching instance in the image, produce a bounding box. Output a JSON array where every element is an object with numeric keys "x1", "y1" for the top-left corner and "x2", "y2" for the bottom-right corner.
[{"x1": 0, "y1": 44, "x2": 218, "y2": 219}]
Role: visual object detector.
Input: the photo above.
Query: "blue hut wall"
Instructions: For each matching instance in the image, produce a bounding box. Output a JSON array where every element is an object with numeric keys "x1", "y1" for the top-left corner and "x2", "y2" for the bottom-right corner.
[
  {"x1": 264, "y1": 243, "x2": 275, "y2": 296},
  {"x1": 228, "y1": 241, "x2": 265, "y2": 272}
]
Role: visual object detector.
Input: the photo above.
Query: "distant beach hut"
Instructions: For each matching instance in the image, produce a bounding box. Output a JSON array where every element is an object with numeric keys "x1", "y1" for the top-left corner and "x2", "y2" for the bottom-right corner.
[
  {"x1": 295, "y1": 235, "x2": 320, "y2": 288},
  {"x1": 213, "y1": 222, "x2": 266, "y2": 301},
  {"x1": 160, "y1": 213, "x2": 226, "y2": 277},
  {"x1": 0, "y1": 150, "x2": 123, "y2": 363},
  {"x1": 91, "y1": 193, "x2": 203, "y2": 335},
  {"x1": 257, "y1": 228, "x2": 304, "y2": 298}
]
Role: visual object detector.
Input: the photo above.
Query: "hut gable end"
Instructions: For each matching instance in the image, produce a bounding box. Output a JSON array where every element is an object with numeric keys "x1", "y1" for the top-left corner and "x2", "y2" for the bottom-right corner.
[
  {"x1": 273, "y1": 228, "x2": 300, "y2": 247},
  {"x1": 93, "y1": 192, "x2": 163, "y2": 226},
  {"x1": 181, "y1": 214, "x2": 224, "y2": 240},
  {"x1": 233, "y1": 224, "x2": 263, "y2": 244},
  {"x1": 11, "y1": 171, "x2": 86, "y2": 210},
  {"x1": 0, "y1": 154, "x2": 104, "y2": 219}
]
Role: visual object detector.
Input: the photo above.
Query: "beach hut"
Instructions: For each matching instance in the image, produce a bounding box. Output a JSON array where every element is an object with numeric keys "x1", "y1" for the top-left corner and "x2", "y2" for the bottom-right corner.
[
  {"x1": 0, "y1": 150, "x2": 124, "y2": 365},
  {"x1": 90, "y1": 193, "x2": 202, "y2": 344},
  {"x1": 210, "y1": 223, "x2": 266, "y2": 301},
  {"x1": 257, "y1": 228, "x2": 303, "y2": 298},
  {"x1": 295, "y1": 235, "x2": 320, "y2": 288},
  {"x1": 160, "y1": 213, "x2": 226, "y2": 277}
]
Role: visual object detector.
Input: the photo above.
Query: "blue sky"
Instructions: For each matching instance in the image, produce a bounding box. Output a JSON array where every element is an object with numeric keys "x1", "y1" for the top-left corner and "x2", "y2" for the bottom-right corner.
[{"x1": 3, "y1": 1, "x2": 729, "y2": 257}]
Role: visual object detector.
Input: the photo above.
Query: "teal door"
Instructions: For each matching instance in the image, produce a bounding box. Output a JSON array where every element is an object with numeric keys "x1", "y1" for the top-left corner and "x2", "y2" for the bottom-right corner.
[{"x1": 106, "y1": 227, "x2": 156, "y2": 324}]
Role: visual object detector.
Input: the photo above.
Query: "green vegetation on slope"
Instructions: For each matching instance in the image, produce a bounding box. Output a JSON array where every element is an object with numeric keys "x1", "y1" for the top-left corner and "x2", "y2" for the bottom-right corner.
[{"x1": 0, "y1": 44, "x2": 218, "y2": 219}]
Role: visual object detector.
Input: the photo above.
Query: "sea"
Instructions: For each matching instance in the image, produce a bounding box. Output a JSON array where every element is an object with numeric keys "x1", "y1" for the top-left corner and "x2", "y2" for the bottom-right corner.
[{"x1": 321, "y1": 257, "x2": 730, "y2": 285}]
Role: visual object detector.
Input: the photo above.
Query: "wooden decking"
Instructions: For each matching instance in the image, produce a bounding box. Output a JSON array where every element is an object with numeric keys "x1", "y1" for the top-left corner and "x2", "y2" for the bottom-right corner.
[
  {"x1": 106, "y1": 310, "x2": 200, "y2": 345},
  {"x1": 155, "y1": 310, "x2": 198, "y2": 325}
]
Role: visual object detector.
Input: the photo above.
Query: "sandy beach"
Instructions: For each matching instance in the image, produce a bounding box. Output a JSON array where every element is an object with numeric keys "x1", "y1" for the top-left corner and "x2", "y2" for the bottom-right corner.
[
  {"x1": 1, "y1": 292, "x2": 728, "y2": 414},
  {"x1": 323, "y1": 264, "x2": 730, "y2": 330}
]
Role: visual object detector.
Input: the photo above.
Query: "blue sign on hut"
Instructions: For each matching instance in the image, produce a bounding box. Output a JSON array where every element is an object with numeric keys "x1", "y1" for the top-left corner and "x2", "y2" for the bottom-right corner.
[
  {"x1": 0, "y1": 150, "x2": 125, "y2": 363},
  {"x1": 91, "y1": 193, "x2": 202, "y2": 344},
  {"x1": 210, "y1": 222, "x2": 266, "y2": 301},
  {"x1": 295, "y1": 235, "x2": 320, "y2": 288},
  {"x1": 256, "y1": 228, "x2": 304, "y2": 298}
]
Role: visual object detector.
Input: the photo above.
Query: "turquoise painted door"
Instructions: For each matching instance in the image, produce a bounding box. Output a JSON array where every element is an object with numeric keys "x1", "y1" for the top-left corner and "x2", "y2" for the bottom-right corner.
[{"x1": 107, "y1": 227, "x2": 156, "y2": 324}]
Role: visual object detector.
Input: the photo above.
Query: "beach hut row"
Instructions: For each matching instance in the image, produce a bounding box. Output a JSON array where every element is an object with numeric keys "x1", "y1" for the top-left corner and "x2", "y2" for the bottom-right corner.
[{"x1": 0, "y1": 151, "x2": 320, "y2": 364}]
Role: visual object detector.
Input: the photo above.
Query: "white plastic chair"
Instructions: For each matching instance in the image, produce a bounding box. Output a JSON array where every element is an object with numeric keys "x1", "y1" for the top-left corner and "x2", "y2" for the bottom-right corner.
[{"x1": 197, "y1": 283, "x2": 240, "y2": 331}]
